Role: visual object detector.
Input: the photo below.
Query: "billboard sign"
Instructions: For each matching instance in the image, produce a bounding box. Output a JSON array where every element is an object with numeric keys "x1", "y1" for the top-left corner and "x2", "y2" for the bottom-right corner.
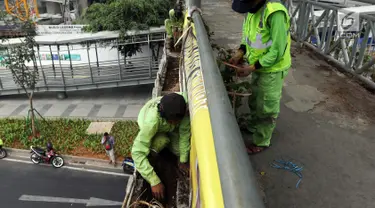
[{"x1": 36, "y1": 25, "x2": 86, "y2": 35}]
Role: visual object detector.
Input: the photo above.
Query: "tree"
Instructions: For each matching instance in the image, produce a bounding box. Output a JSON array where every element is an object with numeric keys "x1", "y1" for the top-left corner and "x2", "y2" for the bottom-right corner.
[
  {"x1": 76, "y1": 0, "x2": 175, "y2": 57},
  {"x1": 2, "y1": 19, "x2": 39, "y2": 137}
]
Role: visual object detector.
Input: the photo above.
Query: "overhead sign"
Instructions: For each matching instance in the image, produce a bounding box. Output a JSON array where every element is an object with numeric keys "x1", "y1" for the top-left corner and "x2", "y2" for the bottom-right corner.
[
  {"x1": 36, "y1": 25, "x2": 86, "y2": 35},
  {"x1": 37, "y1": 53, "x2": 81, "y2": 61}
]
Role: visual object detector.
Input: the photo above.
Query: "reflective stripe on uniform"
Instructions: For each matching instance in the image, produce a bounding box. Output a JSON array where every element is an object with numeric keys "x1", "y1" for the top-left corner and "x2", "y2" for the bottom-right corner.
[{"x1": 246, "y1": 34, "x2": 273, "y2": 49}]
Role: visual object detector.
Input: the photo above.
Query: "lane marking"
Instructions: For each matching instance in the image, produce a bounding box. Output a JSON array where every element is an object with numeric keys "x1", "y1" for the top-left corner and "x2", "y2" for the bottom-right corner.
[
  {"x1": 3, "y1": 158, "x2": 130, "y2": 177},
  {"x1": 19, "y1": 195, "x2": 123, "y2": 207},
  {"x1": 63, "y1": 166, "x2": 129, "y2": 177},
  {"x1": 12, "y1": 155, "x2": 30, "y2": 159},
  {"x1": 3, "y1": 158, "x2": 31, "y2": 164}
]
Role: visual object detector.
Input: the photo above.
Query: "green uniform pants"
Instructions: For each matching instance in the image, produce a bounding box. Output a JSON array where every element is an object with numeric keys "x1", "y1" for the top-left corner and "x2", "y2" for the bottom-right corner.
[
  {"x1": 150, "y1": 131, "x2": 180, "y2": 156},
  {"x1": 248, "y1": 70, "x2": 288, "y2": 147}
]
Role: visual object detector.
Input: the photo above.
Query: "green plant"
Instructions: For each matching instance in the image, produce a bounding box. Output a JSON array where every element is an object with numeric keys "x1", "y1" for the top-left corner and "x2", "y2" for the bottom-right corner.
[
  {"x1": 77, "y1": 0, "x2": 175, "y2": 58},
  {"x1": 0, "y1": 118, "x2": 139, "y2": 159},
  {"x1": 1, "y1": 20, "x2": 40, "y2": 137},
  {"x1": 216, "y1": 47, "x2": 252, "y2": 115},
  {"x1": 111, "y1": 121, "x2": 139, "y2": 156}
]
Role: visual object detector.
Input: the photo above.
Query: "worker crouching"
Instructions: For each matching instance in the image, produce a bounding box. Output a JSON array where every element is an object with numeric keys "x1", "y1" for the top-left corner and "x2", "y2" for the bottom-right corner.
[{"x1": 131, "y1": 93, "x2": 191, "y2": 201}]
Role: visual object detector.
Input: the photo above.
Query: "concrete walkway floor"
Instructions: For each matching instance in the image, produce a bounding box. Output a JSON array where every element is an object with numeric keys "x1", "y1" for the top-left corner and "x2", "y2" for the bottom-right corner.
[
  {"x1": 202, "y1": 1, "x2": 375, "y2": 207},
  {"x1": 0, "y1": 85, "x2": 152, "y2": 120}
]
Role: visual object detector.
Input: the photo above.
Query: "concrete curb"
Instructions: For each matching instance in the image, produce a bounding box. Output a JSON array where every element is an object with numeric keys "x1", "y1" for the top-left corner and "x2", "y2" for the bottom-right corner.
[
  {"x1": 152, "y1": 38, "x2": 168, "y2": 99},
  {"x1": 122, "y1": 173, "x2": 136, "y2": 208},
  {"x1": 1, "y1": 115, "x2": 137, "y2": 121},
  {"x1": 4, "y1": 147, "x2": 124, "y2": 171}
]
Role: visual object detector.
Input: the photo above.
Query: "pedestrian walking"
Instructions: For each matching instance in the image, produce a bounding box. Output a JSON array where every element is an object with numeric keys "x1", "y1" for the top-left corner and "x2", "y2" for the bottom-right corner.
[{"x1": 101, "y1": 132, "x2": 116, "y2": 166}]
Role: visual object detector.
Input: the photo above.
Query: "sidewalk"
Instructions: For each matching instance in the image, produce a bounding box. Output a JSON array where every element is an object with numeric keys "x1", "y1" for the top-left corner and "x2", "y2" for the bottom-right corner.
[
  {"x1": 202, "y1": 1, "x2": 375, "y2": 208},
  {"x1": 0, "y1": 85, "x2": 151, "y2": 119}
]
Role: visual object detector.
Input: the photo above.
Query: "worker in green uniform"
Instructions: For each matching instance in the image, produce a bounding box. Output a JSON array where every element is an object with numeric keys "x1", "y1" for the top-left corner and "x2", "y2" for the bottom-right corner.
[
  {"x1": 131, "y1": 93, "x2": 191, "y2": 200},
  {"x1": 230, "y1": 0, "x2": 291, "y2": 154},
  {"x1": 164, "y1": 2, "x2": 184, "y2": 47}
]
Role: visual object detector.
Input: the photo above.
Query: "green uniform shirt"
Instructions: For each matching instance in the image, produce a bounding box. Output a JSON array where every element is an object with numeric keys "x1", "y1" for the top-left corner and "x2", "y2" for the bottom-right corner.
[
  {"x1": 240, "y1": 1, "x2": 291, "y2": 72},
  {"x1": 257, "y1": 11, "x2": 288, "y2": 68}
]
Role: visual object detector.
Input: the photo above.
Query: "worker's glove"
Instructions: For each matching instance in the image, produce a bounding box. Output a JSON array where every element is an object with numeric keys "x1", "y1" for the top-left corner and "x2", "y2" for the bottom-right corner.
[{"x1": 229, "y1": 49, "x2": 244, "y2": 65}]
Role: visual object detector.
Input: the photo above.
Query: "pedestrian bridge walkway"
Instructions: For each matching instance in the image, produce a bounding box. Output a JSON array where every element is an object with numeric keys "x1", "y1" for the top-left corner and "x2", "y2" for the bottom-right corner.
[
  {"x1": 0, "y1": 28, "x2": 165, "y2": 96},
  {"x1": 181, "y1": 0, "x2": 375, "y2": 208}
]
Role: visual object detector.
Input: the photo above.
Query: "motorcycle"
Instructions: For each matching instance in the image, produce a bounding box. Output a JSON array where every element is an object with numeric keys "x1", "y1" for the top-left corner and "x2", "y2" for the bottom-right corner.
[
  {"x1": 30, "y1": 146, "x2": 64, "y2": 168},
  {"x1": 0, "y1": 138, "x2": 7, "y2": 159},
  {"x1": 122, "y1": 157, "x2": 135, "y2": 174}
]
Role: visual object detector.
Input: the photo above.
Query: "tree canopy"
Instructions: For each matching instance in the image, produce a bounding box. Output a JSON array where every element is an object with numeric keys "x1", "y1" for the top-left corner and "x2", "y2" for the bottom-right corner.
[
  {"x1": 81, "y1": 0, "x2": 174, "y2": 33},
  {"x1": 77, "y1": 0, "x2": 175, "y2": 57}
]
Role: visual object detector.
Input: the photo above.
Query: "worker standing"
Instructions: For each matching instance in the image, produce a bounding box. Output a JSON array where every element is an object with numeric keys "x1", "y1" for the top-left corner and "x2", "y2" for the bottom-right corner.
[
  {"x1": 230, "y1": 0, "x2": 291, "y2": 154},
  {"x1": 165, "y1": 1, "x2": 184, "y2": 48}
]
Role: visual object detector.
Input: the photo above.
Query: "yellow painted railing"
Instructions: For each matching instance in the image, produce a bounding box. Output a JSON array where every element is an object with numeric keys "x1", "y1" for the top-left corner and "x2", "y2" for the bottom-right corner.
[
  {"x1": 181, "y1": 13, "x2": 224, "y2": 208},
  {"x1": 181, "y1": 1, "x2": 265, "y2": 207}
]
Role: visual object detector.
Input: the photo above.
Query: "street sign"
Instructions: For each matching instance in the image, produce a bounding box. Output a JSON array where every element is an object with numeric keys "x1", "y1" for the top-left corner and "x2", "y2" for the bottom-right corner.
[
  {"x1": 36, "y1": 25, "x2": 86, "y2": 35},
  {"x1": 19, "y1": 195, "x2": 123, "y2": 207}
]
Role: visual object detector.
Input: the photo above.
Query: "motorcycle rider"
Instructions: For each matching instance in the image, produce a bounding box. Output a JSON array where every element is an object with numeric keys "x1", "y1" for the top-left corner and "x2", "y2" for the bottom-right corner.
[
  {"x1": 0, "y1": 138, "x2": 7, "y2": 159},
  {"x1": 46, "y1": 141, "x2": 54, "y2": 160}
]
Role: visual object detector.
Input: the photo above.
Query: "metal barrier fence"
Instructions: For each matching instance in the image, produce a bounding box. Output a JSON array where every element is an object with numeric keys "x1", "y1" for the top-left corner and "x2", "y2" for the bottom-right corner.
[
  {"x1": 182, "y1": 0, "x2": 265, "y2": 207},
  {"x1": 286, "y1": 0, "x2": 375, "y2": 89},
  {"x1": 0, "y1": 29, "x2": 165, "y2": 95}
]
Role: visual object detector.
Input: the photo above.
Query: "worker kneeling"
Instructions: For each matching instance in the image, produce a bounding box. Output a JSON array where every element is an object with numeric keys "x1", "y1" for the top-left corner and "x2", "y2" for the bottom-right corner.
[{"x1": 131, "y1": 93, "x2": 191, "y2": 201}]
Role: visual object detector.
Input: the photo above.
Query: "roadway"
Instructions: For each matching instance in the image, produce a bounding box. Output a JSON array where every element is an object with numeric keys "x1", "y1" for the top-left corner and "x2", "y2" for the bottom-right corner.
[{"x1": 0, "y1": 160, "x2": 127, "y2": 208}]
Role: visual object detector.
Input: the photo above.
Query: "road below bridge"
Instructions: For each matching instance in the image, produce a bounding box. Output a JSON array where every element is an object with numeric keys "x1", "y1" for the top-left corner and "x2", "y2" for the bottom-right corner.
[
  {"x1": 0, "y1": 160, "x2": 127, "y2": 208},
  {"x1": 0, "y1": 85, "x2": 152, "y2": 119}
]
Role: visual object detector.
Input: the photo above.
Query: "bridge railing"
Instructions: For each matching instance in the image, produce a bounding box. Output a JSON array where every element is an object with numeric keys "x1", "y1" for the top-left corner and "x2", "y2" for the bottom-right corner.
[
  {"x1": 0, "y1": 28, "x2": 165, "y2": 95},
  {"x1": 287, "y1": 0, "x2": 375, "y2": 89},
  {"x1": 181, "y1": 0, "x2": 265, "y2": 207}
]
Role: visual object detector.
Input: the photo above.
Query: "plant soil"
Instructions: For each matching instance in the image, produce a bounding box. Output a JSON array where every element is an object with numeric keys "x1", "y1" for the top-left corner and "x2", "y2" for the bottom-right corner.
[
  {"x1": 70, "y1": 141, "x2": 117, "y2": 161},
  {"x1": 130, "y1": 149, "x2": 190, "y2": 208},
  {"x1": 163, "y1": 53, "x2": 180, "y2": 92},
  {"x1": 0, "y1": 119, "x2": 139, "y2": 160}
]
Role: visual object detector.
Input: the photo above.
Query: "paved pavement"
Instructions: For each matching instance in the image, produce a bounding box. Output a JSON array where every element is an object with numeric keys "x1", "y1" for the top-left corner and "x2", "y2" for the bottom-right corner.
[
  {"x1": 0, "y1": 84, "x2": 152, "y2": 119},
  {"x1": 0, "y1": 160, "x2": 127, "y2": 208},
  {"x1": 204, "y1": 1, "x2": 375, "y2": 208}
]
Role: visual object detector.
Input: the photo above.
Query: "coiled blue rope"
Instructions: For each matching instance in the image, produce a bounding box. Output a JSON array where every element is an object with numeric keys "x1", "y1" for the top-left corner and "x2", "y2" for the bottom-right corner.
[{"x1": 270, "y1": 159, "x2": 303, "y2": 188}]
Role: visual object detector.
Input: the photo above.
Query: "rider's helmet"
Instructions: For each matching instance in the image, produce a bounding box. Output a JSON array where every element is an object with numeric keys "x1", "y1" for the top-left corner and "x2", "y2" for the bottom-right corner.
[{"x1": 46, "y1": 141, "x2": 53, "y2": 151}]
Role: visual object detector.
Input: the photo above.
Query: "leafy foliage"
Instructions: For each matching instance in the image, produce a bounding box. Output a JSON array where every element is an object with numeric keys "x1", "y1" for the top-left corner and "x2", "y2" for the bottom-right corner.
[
  {"x1": 0, "y1": 15, "x2": 40, "y2": 137},
  {"x1": 0, "y1": 119, "x2": 139, "y2": 159},
  {"x1": 2, "y1": 20, "x2": 38, "y2": 91},
  {"x1": 216, "y1": 47, "x2": 252, "y2": 111},
  {"x1": 77, "y1": 0, "x2": 175, "y2": 57},
  {"x1": 111, "y1": 121, "x2": 140, "y2": 156}
]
